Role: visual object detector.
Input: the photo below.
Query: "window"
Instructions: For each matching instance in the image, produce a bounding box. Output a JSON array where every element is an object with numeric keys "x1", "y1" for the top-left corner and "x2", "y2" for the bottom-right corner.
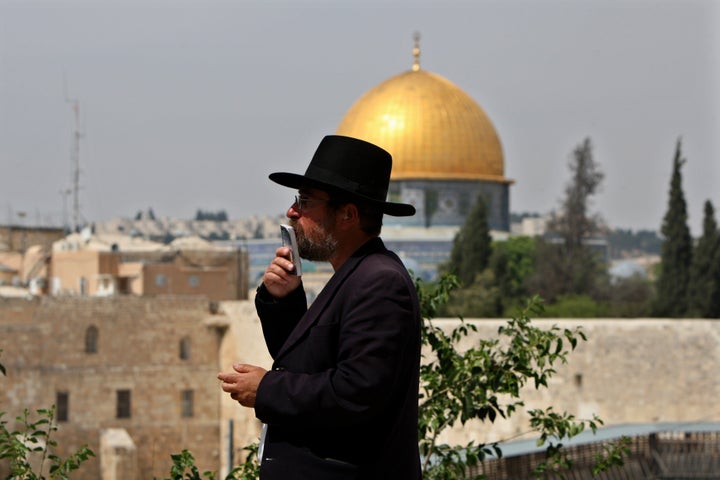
[
  {"x1": 56, "y1": 392, "x2": 69, "y2": 422},
  {"x1": 155, "y1": 274, "x2": 166, "y2": 287},
  {"x1": 181, "y1": 390, "x2": 194, "y2": 418},
  {"x1": 179, "y1": 336, "x2": 191, "y2": 360},
  {"x1": 116, "y1": 390, "x2": 131, "y2": 419},
  {"x1": 188, "y1": 275, "x2": 199, "y2": 287},
  {"x1": 85, "y1": 326, "x2": 98, "y2": 354}
]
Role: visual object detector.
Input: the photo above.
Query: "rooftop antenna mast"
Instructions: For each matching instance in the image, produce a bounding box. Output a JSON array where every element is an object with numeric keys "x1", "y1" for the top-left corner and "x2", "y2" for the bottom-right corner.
[{"x1": 64, "y1": 80, "x2": 83, "y2": 233}]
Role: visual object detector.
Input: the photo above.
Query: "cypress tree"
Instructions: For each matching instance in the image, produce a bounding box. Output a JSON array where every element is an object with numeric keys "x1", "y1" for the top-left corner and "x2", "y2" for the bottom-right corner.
[
  {"x1": 713, "y1": 230, "x2": 720, "y2": 318},
  {"x1": 445, "y1": 194, "x2": 492, "y2": 287},
  {"x1": 687, "y1": 200, "x2": 720, "y2": 317},
  {"x1": 653, "y1": 139, "x2": 693, "y2": 317}
]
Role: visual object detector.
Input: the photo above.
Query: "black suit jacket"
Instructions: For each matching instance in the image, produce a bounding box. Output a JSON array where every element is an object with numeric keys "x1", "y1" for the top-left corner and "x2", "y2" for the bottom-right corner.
[{"x1": 254, "y1": 237, "x2": 422, "y2": 479}]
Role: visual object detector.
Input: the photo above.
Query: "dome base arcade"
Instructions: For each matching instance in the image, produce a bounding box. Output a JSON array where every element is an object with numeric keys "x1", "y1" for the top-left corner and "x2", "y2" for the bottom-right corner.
[{"x1": 388, "y1": 179, "x2": 510, "y2": 231}]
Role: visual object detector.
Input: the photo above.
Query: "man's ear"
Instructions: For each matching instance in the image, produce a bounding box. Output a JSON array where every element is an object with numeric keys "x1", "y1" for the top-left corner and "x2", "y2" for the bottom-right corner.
[{"x1": 339, "y1": 204, "x2": 358, "y2": 225}]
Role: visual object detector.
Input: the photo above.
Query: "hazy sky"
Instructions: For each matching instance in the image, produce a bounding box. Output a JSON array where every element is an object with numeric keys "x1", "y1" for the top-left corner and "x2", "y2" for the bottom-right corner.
[{"x1": 1, "y1": 0, "x2": 718, "y2": 235}]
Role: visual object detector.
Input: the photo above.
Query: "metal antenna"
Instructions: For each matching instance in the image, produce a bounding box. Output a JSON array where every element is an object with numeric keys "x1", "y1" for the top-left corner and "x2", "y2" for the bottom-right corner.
[
  {"x1": 64, "y1": 79, "x2": 83, "y2": 233},
  {"x1": 59, "y1": 188, "x2": 72, "y2": 232}
]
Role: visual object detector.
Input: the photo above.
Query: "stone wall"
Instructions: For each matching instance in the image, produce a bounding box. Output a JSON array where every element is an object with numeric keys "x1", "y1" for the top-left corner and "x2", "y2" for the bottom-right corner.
[
  {"x1": 1, "y1": 295, "x2": 719, "y2": 479},
  {"x1": 432, "y1": 318, "x2": 720, "y2": 447}
]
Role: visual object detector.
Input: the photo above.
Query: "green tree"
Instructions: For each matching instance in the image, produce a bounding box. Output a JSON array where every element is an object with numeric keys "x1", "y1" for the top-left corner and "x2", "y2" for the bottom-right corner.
[
  {"x1": 607, "y1": 228, "x2": 662, "y2": 258},
  {"x1": 539, "y1": 294, "x2": 609, "y2": 318},
  {"x1": 441, "y1": 269, "x2": 503, "y2": 318},
  {"x1": 607, "y1": 274, "x2": 653, "y2": 318},
  {"x1": 443, "y1": 194, "x2": 492, "y2": 287},
  {"x1": 416, "y1": 276, "x2": 627, "y2": 478},
  {"x1": 653, "y1": 139, "x2": 693, "y2": 317},
  {"x1": 439, "y1": 195, "x2": 502, "y2": 317},
  {"x1": 548, "y1": 138, "x2": 605, "y2": 249},
  {"x1": 529, "y1": 138, "x2": 608, "y2": 302},
  {"x1": 491, "y1": 235, "x2": 536, "y2": 307},
  {"x1": 444, "y1": 236, "x2": 536, "y2": 317},
  {"x1": 687, "y1": 200, "x2": 720, "y2": 317}
]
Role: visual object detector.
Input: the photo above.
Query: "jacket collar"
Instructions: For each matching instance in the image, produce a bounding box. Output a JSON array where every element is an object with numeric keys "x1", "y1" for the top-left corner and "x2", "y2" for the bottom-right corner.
[{"x1": 274, "y1": 237, "x2": 386, "y2": 360}]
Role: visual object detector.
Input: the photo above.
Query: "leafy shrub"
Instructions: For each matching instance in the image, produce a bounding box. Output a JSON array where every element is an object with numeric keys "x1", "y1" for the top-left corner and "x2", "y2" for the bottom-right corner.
[{"x1": 541, "y1": 294, "x2": 610, "y2": 318}]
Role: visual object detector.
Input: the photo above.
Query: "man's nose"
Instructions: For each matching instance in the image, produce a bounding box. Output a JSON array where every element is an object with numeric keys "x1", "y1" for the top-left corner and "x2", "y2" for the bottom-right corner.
[{"x1": 287, "y1": 203, "x2": 300, "y2": 219}]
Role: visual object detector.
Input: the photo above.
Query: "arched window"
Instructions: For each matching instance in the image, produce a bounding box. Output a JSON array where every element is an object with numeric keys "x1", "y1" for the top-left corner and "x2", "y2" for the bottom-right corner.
[
  {"x1": 85, "y1": 325, "x2": 99, "y2": 354},
  {"x1": 179, "y1": 336, "x2": 191, "y2": 361}
]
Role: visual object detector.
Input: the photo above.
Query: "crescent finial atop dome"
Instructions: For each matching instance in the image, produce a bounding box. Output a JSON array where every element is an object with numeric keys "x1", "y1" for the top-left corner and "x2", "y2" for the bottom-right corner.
[{"x1": 412, "y1": 32, "x2": 421, "y2": 72}]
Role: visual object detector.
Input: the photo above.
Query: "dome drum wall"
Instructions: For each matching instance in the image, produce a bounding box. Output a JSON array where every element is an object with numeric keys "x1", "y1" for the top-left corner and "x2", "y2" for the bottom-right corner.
[{"x1": 387, "y1": 180, "x2": 510, "y2": 231}]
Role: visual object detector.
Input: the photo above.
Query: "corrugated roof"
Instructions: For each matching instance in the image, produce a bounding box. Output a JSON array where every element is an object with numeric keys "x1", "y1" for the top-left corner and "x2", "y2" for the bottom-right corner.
[{"x1": 489, "y1": 421, "x2": 720, "y2": 458}]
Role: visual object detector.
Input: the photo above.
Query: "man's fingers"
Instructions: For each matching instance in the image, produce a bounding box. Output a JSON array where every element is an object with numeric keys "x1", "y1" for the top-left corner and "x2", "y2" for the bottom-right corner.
[
  {"x1": 217, "y1": 372, "x2": 238, "y2": 382},
  {"x1": 218, "y1": 364, "x2": 264, "y2": 408},
  {"x1": 233, "y1": 363, "x2": 251, "y2": 373}
]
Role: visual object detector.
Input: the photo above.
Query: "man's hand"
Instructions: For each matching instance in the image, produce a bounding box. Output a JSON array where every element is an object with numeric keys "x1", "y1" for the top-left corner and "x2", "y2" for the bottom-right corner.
[
  {"x1": 218, "y1": 363, "x2": 267, "y2": 408},
  {"x1": 263, "y1": 246, "x2": 302, "y2": 298}
]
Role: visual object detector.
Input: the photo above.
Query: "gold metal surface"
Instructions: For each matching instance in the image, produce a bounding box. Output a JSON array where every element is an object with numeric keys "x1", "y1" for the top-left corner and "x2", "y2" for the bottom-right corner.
[{"x1": 336, "y1": 69, "x2": 507, "y2": 183}]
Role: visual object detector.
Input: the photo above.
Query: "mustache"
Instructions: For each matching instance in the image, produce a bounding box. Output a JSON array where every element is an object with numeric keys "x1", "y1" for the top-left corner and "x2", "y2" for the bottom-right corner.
[{"x1": 289, "y1": 219, "x2": 306, "y2": 243}]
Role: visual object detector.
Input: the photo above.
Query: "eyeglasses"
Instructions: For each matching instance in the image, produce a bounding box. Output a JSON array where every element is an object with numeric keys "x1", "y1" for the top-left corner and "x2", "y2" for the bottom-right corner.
[{"x1": 293, "y1": 195, "x2": 332, "y2": 213}]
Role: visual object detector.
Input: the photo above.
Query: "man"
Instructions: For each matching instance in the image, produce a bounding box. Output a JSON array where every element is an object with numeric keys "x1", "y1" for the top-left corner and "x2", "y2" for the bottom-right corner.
[{"x1": 218, "y1": 135, "x2": 422, "y2": 479}]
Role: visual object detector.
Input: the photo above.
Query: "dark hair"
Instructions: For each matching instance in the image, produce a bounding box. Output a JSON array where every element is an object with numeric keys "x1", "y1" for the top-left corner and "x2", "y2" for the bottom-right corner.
[{"x1": 328, "y1": 196, "x2": 383, "y2": 236}]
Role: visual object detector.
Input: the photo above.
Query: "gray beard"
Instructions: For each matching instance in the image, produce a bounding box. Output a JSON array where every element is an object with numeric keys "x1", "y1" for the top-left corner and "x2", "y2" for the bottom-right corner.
[{"x1": 293, "y1": 221, "x2": 338, "y2": 262}]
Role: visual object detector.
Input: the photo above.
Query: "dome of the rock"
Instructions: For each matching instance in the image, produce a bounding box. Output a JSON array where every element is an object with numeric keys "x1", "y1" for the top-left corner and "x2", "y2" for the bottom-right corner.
[{"x1": 334, "y1": 38, "x2": 512, "y2": 231}]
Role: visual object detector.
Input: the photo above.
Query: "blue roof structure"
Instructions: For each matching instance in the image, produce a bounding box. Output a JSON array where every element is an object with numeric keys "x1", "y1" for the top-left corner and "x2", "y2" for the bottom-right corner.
[{"x1": 489, "y1": 421, "x2": 720, "y2": 459}]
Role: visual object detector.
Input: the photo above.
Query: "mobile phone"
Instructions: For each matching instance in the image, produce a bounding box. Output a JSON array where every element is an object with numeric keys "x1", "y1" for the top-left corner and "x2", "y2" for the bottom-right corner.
[{"x1": 280, "y1": 224, "x2": 302, "y2": 276}]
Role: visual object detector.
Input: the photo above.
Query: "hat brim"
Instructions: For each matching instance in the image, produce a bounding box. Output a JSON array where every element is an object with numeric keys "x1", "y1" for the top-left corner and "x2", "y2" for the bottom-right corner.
[{"x1": 269, "y1": 172, "x2": 416, "y2": 217}]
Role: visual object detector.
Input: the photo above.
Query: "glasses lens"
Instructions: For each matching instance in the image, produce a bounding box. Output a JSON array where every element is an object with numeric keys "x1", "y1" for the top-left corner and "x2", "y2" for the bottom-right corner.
[
  {"x1": 294, "y1": 196, "x2": 304, "y2": 211},
  {"x1": 294, "y1": 195, "x2": 330, "y2": 212}
]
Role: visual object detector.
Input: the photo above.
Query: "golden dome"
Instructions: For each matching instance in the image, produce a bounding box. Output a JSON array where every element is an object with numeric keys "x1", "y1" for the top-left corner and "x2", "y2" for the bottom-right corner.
[{"x1": 336, "y1": 68, "x2": 507, "y2": 183}]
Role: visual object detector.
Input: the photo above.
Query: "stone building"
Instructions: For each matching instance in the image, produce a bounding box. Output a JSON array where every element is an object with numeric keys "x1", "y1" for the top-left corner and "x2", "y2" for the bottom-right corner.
[
  {"x1": 0, "y1": 225, "x2": 63, "y2": 291},
  {"x1": 0, "y1": 296, "x2": 230, "y2": 478},
  {"x1": 0, "y1": 224, "x2": 65, "y2": 254},
  {"x1": 48, "y1": 231, "x2": 248, "y2": 301}
]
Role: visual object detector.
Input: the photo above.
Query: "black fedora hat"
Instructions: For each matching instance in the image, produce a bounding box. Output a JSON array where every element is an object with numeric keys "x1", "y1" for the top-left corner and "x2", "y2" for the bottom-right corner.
[{"x1": 269, "y1": 135, "x2": 416, "y2": 217}]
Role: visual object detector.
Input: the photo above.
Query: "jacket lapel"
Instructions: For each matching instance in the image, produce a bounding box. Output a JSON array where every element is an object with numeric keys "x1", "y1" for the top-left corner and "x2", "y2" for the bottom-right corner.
[{"x1": 273, "y1": 238, "x2": 384, "y2": 360}]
